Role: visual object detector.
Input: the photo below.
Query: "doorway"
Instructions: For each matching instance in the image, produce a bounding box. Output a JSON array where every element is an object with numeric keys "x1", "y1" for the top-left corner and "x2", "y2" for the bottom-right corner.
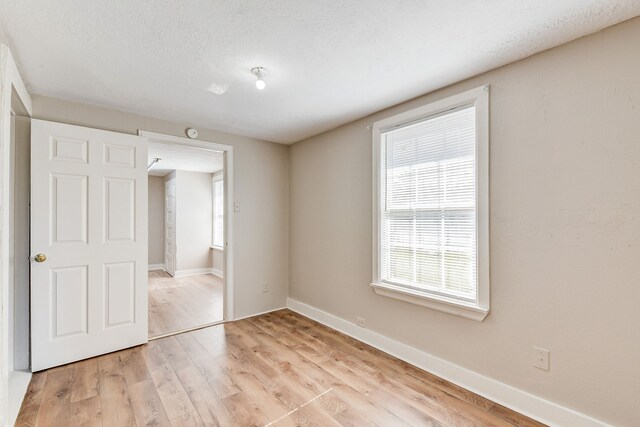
[
  {"x1": 27, "y1": 123, "x2": 234, "y2": 371},
  {"x1": 141, "y1": 132, "x2": 233, "y2": 338}
]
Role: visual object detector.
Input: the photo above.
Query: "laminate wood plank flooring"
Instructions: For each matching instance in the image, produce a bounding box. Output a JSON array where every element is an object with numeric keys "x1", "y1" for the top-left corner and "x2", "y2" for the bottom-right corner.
[
  {"x1": 148, "y1": 270, "x2": 223, "y2": 338},
  {"x1": 16, "y1": 310, "x2": 546, "y2": 427}
]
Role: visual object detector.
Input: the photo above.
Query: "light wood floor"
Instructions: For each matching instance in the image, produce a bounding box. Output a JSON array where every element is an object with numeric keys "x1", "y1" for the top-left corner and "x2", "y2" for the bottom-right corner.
[
  {"x1": 148, "y1": 270, "x2": 223, "y2": 338},
  {"x1": 16, "y1": 310, "x2": 544, "y2": 427}
]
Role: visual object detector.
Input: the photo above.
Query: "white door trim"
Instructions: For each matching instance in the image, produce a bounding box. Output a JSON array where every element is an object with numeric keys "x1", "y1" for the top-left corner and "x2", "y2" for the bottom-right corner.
[
  {"x1": 0, "y1": 44, "x2": 32, "y2": 426},
  {"x1": 138, "y1": 131, "x2": 235, "y2": 321}
]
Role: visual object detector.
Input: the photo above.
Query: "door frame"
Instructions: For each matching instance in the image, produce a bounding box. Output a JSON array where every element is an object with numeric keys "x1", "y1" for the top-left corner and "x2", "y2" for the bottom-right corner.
[
  {"x1": 0, "y1": 44, "x2": 32, "y2": 426},
  {"x1": 139, "y1": 131, "x2": 235, "y2": 322}
]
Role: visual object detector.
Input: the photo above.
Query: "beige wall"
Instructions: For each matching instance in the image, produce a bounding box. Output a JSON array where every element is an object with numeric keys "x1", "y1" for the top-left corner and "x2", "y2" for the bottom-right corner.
[
  {"x1": 175, "y1": 170, "x2": 213, "y2": 272},
  {"x1": 31, "y1": 96, "x2": 289, "y2": 319},
  {"x1": 11, "y1": 115, "x2": 29, "y2": 372},
  {"x1": 289, "y1": 17, "x2": 640, "y2": 426},
  {"x1": 212, "y1": 248, "x2": 224, "y2": 277},
  {"x1": 147, "y1": 176, "x2": 165, "y2": 265}
]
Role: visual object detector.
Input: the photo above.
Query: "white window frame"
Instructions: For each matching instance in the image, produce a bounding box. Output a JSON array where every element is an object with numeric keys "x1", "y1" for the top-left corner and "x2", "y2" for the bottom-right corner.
[
  {"x1": 371, "y1": 85, "x2": 490, "y2": 321},
  {"x1": 211, "y1": 173, "x2": 224, "y2": 250}
]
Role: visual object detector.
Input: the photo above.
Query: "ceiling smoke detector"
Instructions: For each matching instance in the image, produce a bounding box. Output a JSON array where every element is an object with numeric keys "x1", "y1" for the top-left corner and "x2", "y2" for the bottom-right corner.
[{"x1": 186, "y1": 128, "x2": 198, "y2": 139}]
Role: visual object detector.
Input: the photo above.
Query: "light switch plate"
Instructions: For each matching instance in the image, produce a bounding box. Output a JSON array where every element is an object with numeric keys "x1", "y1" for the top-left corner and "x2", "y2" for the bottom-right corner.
[{"x1": 532, "y1": 347, "x2": 550, "y2": 371}]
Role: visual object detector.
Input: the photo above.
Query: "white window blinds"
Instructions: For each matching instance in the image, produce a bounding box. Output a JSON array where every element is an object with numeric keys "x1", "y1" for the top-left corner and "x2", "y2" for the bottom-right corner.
[{"x1": 380, "y1": 105, "x2": 477, "y2": 301}]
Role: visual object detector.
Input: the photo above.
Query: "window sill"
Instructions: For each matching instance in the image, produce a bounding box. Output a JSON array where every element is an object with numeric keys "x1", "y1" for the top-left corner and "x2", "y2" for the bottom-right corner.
[{"x1": 370, "y1": 282, "x2": 489, "y2": 321}]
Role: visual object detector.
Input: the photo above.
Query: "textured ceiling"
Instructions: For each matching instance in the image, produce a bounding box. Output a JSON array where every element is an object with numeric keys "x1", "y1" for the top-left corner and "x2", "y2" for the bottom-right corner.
[{"x1": 1, "y1": 1, "x2": 639, "y2": 144}]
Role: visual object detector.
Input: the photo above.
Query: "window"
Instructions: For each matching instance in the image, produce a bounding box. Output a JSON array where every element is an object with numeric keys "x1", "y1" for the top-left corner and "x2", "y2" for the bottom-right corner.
[
  {"x1": 371, "y1": 86, "x2": 489, "y2": 321},
  {"x1": 212, "y1": 174, "x2": 224, "y2": 248}
]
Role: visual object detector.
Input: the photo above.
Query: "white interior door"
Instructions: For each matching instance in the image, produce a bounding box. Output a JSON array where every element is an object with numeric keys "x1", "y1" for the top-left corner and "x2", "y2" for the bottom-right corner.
[
  {"x1": 30, "y1": 119, "x2": 148, "y2": 371},
  {"x1": 164, "y1": 178, "x2": 176, "y2": 276}
]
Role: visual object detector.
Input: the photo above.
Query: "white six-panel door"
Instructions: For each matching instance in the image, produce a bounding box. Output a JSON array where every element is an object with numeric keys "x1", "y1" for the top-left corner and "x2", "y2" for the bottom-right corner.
[{"x1": 30, "y1": 119, "x2": 148, "y2": 371}]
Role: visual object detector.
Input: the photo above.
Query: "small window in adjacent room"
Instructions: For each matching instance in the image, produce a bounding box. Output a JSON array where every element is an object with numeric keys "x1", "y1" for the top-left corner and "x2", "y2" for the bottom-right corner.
[
  {"x1": 212, "y1": 174, "x2": 224, "y2": 248},
  {"x1": 371, "y1": 86, "x2": 490, "y2": 321}
]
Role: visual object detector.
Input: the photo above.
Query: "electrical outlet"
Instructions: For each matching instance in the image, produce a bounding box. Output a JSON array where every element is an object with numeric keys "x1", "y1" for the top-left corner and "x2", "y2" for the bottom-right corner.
[
  {"x1": 263, "y1": 282, "x2": 270, "y2": 293},
  {"x1": 532, "y1": 347, "x2": 550, "y2": 371},
  {"x1": 356, "y1": 317, "x2": 366, "y2": 328}
]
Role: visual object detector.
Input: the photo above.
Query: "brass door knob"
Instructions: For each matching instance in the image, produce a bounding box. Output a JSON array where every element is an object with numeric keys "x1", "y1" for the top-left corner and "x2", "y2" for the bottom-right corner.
[{"x1": 34, "y1": 254, "x2": 47, "y2": 263}]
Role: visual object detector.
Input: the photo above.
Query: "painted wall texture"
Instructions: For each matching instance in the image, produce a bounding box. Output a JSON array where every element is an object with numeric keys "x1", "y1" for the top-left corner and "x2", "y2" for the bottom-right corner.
[
  {"x1": 175, "y1": 170, "x2": 214, "y2": 272},
  {"x1": 289, "y1": 17, "x2": 640, "y2": 426},
  {"x1": 147, "y1": 176, "x2": 165, "y2": 265}
]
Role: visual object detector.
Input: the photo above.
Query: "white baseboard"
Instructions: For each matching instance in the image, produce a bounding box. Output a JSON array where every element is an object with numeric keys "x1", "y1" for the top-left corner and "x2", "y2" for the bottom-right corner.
[
  {"x1": 8, "y1": 370, "x2": 31, "y2": 426},
  {"x1": 174, "y1": 268, "x2": 214, "y2": 277},
  {"x1": 211, "y1": 268, "x2": 224, "y2": 279},
  {"x1": 148, "y1": 263, "x2": 166, "y2": 271},
  {"x1": 286, "y1": 297, "x2": 610, "y2": 427}
]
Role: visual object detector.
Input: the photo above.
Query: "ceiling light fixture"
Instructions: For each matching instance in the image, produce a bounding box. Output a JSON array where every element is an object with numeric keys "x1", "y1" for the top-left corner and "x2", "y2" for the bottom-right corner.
[{"x1": 251, "y1": 67, "x2": 267, "y2": 90}]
